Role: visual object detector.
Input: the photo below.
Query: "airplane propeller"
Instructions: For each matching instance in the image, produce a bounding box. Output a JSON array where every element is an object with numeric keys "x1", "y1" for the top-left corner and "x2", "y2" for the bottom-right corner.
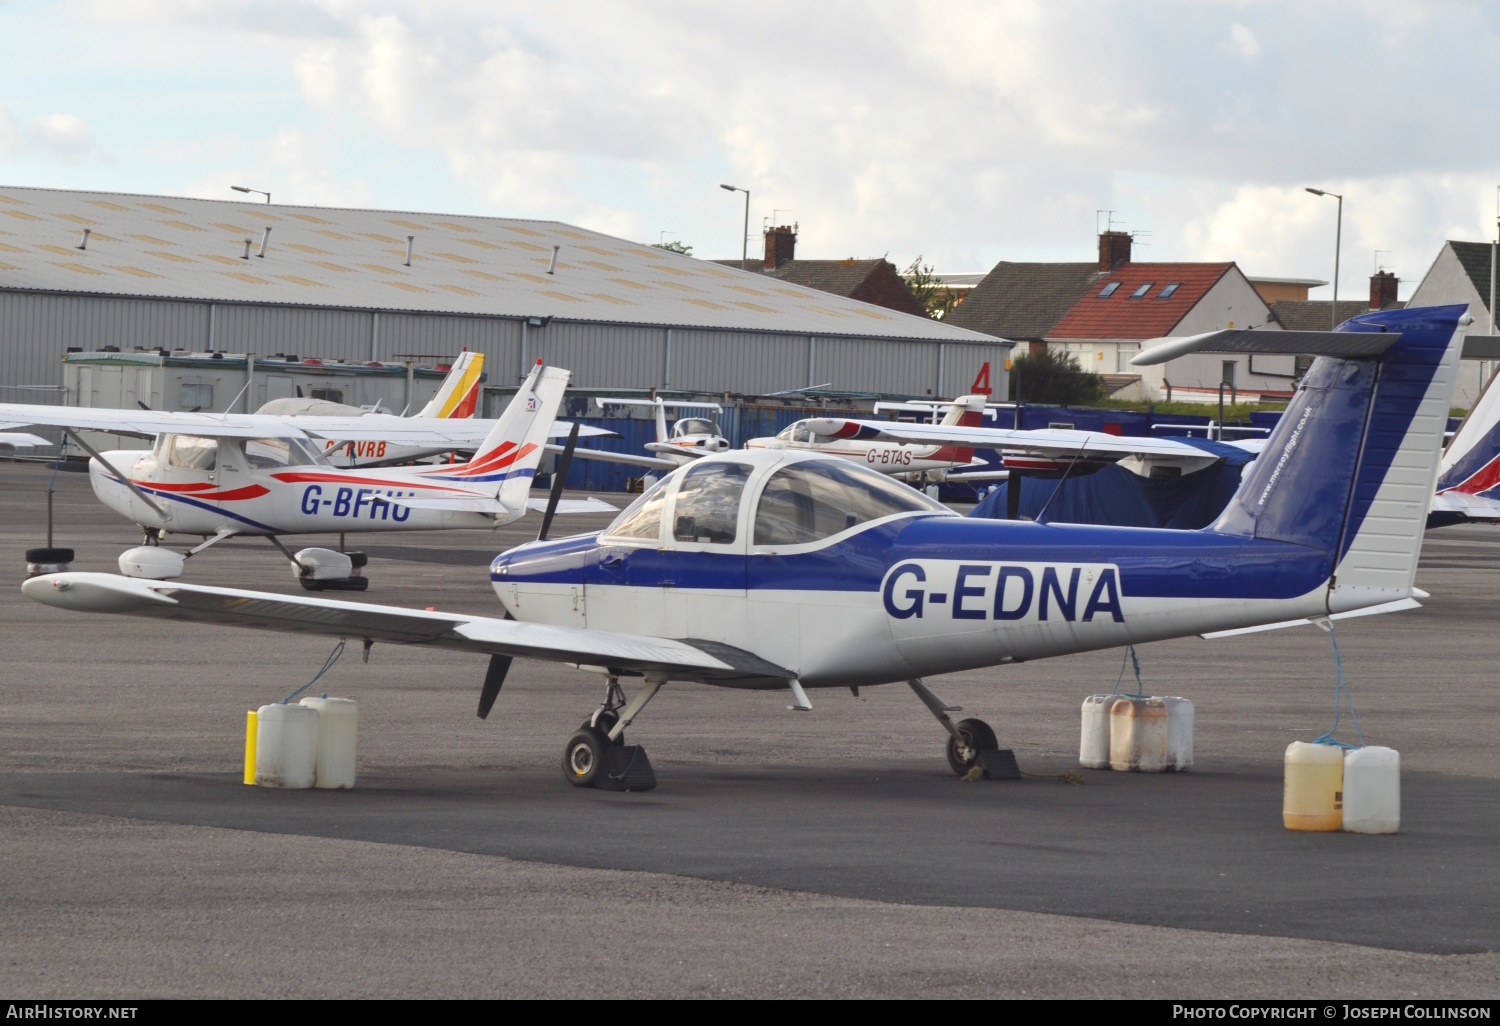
[
  {"x1": 477, "y1": 650, "x2": 512, "y2": 719},
  {"x1": 536, "y1": 421, "x2": 579, "y2": 543}
]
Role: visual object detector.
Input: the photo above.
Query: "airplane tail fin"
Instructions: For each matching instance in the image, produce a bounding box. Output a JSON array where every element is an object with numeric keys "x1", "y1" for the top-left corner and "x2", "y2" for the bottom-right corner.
[
  {"x1": 416, "y1": 351, "x2": 485, "y2": 419},
  {"x1": 1209, "y1": 305, "x2": 1468, "y2": 610},
  {"x1": 436, "y1": 362, "x2": 571, "y2": 505},
  {"x1": 1435, "y1": 361, "x2": 1500, "y2": 498},
  {"x1": 937, "y1": 395, "x2": 986, "y2": 462}
]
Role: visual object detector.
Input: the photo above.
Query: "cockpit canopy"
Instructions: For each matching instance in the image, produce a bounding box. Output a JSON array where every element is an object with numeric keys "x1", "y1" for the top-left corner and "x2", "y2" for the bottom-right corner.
[
  {"x1": 604, "y1": 454, "x2": 948, "y2": 548},
  {"x1": 670, "y1": 418, "x2": 718, "y2": 439},
  {"x1": 775, "y1": 420, "x2": 815, "y2": 444},
  {"x1": 151, "y1": 433, "x2": 330, "y2": 471}
]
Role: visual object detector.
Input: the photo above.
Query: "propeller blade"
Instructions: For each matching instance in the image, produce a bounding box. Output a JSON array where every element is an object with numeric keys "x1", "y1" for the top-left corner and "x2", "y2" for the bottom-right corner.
[
  {"x1": 477, "y1": 652, "x2": 512, "y2": 719},
  {"x1": 536, "y1": 421, "x2": 580, "y2": 542},
  {"x1": 136, "y1": 400, "x2": 151, "y2": 411}
]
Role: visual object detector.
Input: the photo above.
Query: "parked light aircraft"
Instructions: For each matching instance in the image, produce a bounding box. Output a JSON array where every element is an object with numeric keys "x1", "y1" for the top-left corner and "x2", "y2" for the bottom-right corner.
[
  {"x1": 744, "y1": 394, "x2": 990, "y2": 480},
  {"x1": 593, "y1": 397, "x2": 729, "y2": 466},
  {"x1": 21, "y1": 307, "x2": 1466, "y2": 787},
  {"x1": 1429, "y1": 363, "x2": 1500, "y2": 526},
  {"x1": 1, "y1": 363, "x2": 613, "y2": 589}
]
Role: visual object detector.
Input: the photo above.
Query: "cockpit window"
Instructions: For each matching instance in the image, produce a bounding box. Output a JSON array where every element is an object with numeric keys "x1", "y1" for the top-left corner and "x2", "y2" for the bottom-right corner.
[
  {"x1": 753, "y1": 459, "x2": 948, "y2": 546},
  {"x1": 244, "y1": 436, "x2": 330, "y2": 469},
  {"x1": 672, "y1": 418, "x2": 716, "y2": 439},
  {"x1": 605, "y1": 476, "x2": 670, "y2": 542},
  {"x1": 672, "y1": 462, "x2": 750, "y2": 544},
  {"x1": 168, "y1": 434, "x2": 217, "y2": 471}
]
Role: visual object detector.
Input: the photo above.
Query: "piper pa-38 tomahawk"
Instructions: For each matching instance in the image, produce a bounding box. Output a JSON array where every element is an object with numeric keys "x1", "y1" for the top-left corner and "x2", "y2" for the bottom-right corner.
[
  {"x1": 22, "y1": 307, "x2": 1467, "y2": 789},
  {"x1": 2, "y1": 362, "x2": 613, "y2": 590}
]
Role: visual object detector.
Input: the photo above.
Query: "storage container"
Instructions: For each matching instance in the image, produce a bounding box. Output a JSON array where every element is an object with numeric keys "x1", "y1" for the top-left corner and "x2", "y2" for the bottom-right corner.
[
  {"x1": 1109, "y1": 697, "x2": 1168, "y2": 772},
  {"x1": 1160, "y1": 696, "x2": 1194, "y2": 772},
  {"x1": 254, "y1": 703, "x2": 319, "y2": 789},
  {"x1": 1283, "y1": 741, "x2": 1343, "y2": 831},
  {"x1": 300, "y1": 696, "x2": 358, "y2": 789},
  {"x1": 1342, "y1": 746, "x2": 1400, "y2": 834},
  {"x1": 1079, "y1": 695, "x2": 1116, "y2": 769}
]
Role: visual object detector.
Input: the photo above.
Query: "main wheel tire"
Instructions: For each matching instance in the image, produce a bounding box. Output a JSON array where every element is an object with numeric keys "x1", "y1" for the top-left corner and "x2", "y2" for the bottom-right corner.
[
  {"x1": 346, "y1": 551, "x2": 369, "y2": 569},
  {"x1": 946, "y1": 717, "x2": 999, "y2": 776},
  {"x1": 563, "y1": 727, "x2": 608, "y2": 787},
  {"x1": 581, "y1": 711, "x2": 623, "y2": 745}
]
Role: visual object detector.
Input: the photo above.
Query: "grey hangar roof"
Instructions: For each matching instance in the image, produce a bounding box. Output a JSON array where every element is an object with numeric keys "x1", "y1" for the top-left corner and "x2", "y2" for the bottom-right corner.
[{"x1": 0, "y1": 186, "x2": 994, "y2": 344}]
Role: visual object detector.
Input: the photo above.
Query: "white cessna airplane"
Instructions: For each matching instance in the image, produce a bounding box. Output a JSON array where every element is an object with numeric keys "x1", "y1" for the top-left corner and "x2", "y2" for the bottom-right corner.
[
  {"x1": 2, "y1": 362, "x2": 612, "y2": 590},
  {"x1": 20, "y1": 306, "x2": 1467, "y2": 790}
]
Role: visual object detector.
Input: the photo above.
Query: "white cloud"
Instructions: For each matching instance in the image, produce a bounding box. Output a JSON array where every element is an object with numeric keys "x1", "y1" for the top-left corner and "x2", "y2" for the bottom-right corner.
[
  {"x1": 0, "y1": 106, "x2": 17, "y2": 161},
  {"x1": 1228, "y1": 23, "x2": 1261, "y2": 59},
  {"x1": 0, "y1": 109, "x2": 105, "y2": 165}
]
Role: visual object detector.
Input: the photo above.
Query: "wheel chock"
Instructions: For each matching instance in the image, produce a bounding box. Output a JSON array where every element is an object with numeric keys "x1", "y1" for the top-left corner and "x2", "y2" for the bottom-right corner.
[
  {"x1": 977, "y1": 749, "x2": 1021, "y2": 780},
  {"x1": 594, "y1": 745, "x2": 657, "y2": 792}
]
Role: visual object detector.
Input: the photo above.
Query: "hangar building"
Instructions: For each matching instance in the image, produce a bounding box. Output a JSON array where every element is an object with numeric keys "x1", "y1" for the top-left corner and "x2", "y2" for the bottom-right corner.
[{"x1": 0, "y1": 186, "x2": 1011, "y2": 410}]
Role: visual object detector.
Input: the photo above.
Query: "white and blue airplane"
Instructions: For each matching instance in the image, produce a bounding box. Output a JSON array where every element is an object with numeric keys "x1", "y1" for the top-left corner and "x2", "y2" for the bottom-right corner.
[{"x1": 21, "y1": 306, "x2": 1468, "y2": 788}]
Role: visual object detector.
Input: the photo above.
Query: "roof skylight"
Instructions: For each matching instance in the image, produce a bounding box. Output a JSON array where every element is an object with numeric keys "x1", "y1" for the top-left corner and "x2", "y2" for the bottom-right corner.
[
  {"x1": 1158, "y1": 283, "x2": 1181, "y2": 299},
  {"x1": 1098, "y1": 282, "x2": 1121, "y2": 297},
  {"x1": 1129, "y1": 282, "x2": 1154, "y2": 299}
]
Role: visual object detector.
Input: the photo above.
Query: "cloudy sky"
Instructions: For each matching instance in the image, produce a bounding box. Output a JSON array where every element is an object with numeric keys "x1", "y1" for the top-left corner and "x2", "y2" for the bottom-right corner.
[{"x1": 3, "y1": 1, "x2": 1499, "y2": 298}]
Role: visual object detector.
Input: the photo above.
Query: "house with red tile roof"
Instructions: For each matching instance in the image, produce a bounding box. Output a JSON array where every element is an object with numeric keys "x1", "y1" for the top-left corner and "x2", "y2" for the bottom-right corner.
[{"x1": 1043, "y1": 233, "x2": 1284, "y2": 402}]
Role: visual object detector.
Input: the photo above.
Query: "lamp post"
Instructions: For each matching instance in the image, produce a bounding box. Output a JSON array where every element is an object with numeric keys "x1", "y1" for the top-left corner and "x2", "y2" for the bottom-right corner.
[
  {"x1": 1305, "y1": 187, "x2": 1343, "y2": 330},
  {"x1": 720, "y1": 183, "x2": 749, "y2": 270},
  {"x1": 231, "y1": 185, "x2": 271, "y2": 204}
]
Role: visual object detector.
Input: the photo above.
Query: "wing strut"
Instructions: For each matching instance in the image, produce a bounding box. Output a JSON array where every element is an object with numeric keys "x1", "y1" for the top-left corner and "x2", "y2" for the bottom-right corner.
[{"x1": 61, "y1": 429, "x2": 167, "y2": 517}]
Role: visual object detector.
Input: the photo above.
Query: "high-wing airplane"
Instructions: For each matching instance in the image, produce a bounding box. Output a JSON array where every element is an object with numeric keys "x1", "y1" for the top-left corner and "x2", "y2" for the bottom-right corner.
[
  {"x1": 21, "y1": 306, "x2": 1467, "y2": 788},
  {"x1": 593, "y1": 397, "x2": 730, "y2": 466},
  {"x1": 3, "y1": 362, "x2": 614, "y2": 589},
  {"x1": 745, "y1": 394, "x2": 989, "y2": 480}
]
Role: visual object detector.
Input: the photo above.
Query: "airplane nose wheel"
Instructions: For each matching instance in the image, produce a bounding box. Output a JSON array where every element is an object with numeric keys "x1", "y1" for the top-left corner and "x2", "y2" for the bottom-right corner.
[
  {"x1": 563, "y1": 728, "x2": 608, "y2": 787},
  {"x1": 945, "y1": 717, "x2": 999, "y2": 776},
  {"x1": 562, "y1": 677, "x2": 662, "y2": 790}
]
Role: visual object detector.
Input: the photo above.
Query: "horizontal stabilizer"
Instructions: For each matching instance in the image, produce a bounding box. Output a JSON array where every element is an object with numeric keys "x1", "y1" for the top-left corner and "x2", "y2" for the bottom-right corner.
[
  {"x1": 1200, "y1": 597, "x2": 1422, "y2": 639},
  {"x1": 545, "y1": 443, "x2": 677, "y2": 470},
  {"x1": 0, "y1": 432, "x2": 50, "y2": 447},
  {"x1": 1132, "y1": 329, "x2": 1401, "y2": 367}
]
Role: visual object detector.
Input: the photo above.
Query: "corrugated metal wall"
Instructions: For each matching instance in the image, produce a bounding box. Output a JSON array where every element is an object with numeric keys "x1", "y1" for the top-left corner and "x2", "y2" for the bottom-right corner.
[{"x1": 0, "y1": 291, "x2": 1012, "y2": 403}]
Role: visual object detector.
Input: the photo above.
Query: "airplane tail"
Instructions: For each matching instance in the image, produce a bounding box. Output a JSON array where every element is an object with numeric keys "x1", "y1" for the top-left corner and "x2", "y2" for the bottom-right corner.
[
  {"x1": 937, "y1": 394, "x2": 986, "y2": 462},
  {"x1": 416, "y1": 351, "x2": 485, "y2": 419},
  {"x1": 433, "y1": 361, "x2": 571, "y2": 506},
  {"x1": 1209, "y1": 305, "x2": 1468, "y2": 611},
  {"x1": 1435, "y1": 362, "x2": 1500, "y2": 498}
]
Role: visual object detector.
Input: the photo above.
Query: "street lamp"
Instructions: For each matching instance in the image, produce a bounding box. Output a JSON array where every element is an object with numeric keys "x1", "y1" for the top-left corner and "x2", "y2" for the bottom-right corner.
[
  {"x1": 231, "y1": 185, "x2": 271, "y2": 204},
  {"x1": 720, "y1": 183, "x2": 749, "y2": 270},
  {"x1": 1306, "y1": 187, "x2": 1343, "y2": 330}
]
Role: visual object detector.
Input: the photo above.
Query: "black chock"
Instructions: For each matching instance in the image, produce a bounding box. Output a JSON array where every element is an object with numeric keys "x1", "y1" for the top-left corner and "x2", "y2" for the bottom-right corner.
[
  {"x1": 978, "y1": 749, "x2": 1022, "y2": 780},
  {"x1": 595, "y1": 745, "x2": 657, "y2": 792}
]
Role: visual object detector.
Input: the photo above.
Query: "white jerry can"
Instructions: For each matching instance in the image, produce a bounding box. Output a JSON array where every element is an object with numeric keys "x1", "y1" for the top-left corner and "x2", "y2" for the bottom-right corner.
[
  {"x1": 1342, "y1": 746, "x2": 1400, "y2": 834},
  {"x1": 1109, "y1": 697, "x2": 1169, "y2": 772},
  {"x1": 1159, "y1": 696, "x2": 1194, "y2": 772},
  {"x1": 255, "y1": 703, "x2": 319, "y2": 789},
  {"x1": 1079, "y1": 695, "x2": 1116, "y2": 769},
  {"x1": 300, "y1": 696, "x2": 359, "y2": 789}
]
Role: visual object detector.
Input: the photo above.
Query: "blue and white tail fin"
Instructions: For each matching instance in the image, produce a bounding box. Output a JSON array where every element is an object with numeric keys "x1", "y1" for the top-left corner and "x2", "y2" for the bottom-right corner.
[
  {"x1": 424, "y1": 361, "x2": 571, "y2": 506},
  {"x1": 1211, "y1": 305, "x2": 1469, "y2": 610}
]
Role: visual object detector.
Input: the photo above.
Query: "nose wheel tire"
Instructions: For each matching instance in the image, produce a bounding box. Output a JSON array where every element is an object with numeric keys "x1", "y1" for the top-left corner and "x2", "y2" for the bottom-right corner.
[
  {"x1": 563, "y1": 727, "x2": 608, "y2": 787},
  {"x1": 581, "y1": 711, "x2": 622, "y2": 744},
  {"x1": 946, "y1": 717, "x2": 999, "y2": 776}
]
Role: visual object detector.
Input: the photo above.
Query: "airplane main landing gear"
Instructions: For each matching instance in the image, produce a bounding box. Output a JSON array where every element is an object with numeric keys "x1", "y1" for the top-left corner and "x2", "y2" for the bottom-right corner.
[
  {"x1": 562, "y1": 675, "x2": 661, "y2": 791},
  {"x1": 907, "y1": 678, "x2": 999, "y2": 776}
]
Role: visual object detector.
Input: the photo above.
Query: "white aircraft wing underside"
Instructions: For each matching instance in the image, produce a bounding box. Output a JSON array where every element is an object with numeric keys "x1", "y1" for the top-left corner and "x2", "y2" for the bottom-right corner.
[
  {"x1": 22, "y1": 573, "x2": 791, "y2": 682},
  {"x1": 806, "y1": 418, "x2": 1226, "y2": 460},
  {"x1": 523, "y1": 496, "x2": 620, "y2": 514}
]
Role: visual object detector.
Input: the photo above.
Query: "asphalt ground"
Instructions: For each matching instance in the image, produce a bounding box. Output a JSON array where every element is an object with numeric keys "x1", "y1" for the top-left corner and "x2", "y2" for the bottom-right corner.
[{"x1": 1, "y1": 461, "x2": 1497, "y2": 998}]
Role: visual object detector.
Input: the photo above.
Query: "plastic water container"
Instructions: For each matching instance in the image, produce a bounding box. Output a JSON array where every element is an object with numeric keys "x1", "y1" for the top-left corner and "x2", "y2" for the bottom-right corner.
[
  {"x1": 1109, "y1": 697, "x2": 1168, "y2": 772},
  {"x1": 300, "y1": 696, "x2": 358, "y2": 789},
  {"x1": 1160, "y1": 696, "x2": 1194, "y2": 772},
  {"x1": 1283, "y1": 741, "x2": 1343, "y2": 831},
  {"x1": 255, "y1": 703, "x2": 319, "y2": 789},
  {"x1": 1079, "y1": 695, "x2": 1116, "y2": 769},
  {"x1": 1342, "y1": 746, "x2": 1400, "y2": 834}
]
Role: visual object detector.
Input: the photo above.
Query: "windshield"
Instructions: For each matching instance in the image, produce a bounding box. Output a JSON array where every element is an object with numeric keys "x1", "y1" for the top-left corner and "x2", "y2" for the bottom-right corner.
[
  {"x1": 244, "y1": 436, "x2": 330, "y2": 469},
  {"x1": 672, "y1": 418, "x2": 717, "y2": 439},
  {"x1": 775, "y1": 421, "x2": 813, "y2": 443},
  {"x1": 753, "y1": 458, "x2": 948, "y2": 546},
  {"x1": 605, "y1": 475, "x2": 671, "y2": 542},
  {"x1": 672, "y1": 462, "x2": 751, "y2": 544}
]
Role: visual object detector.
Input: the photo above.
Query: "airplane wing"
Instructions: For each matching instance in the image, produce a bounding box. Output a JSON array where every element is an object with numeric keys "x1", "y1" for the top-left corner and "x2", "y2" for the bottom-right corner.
[
  {"x1": 22, "y1": 573, "x2": 791, "y2": 683},
  {"x1": 805, "y1": 418, "x2": 1222, "y2": 460},
  {"x1": 0, "y1": 402, "x2": 311, "y2": 440},
  {"x1": 0, "y1": 432, "x2": 51, "y2": 447},
  {"x1": 271, "y1": 418, "x2": 615, "y2": 445},
  {"x1": 546, "y1": 443, "x2": 679, "y2": 471}
]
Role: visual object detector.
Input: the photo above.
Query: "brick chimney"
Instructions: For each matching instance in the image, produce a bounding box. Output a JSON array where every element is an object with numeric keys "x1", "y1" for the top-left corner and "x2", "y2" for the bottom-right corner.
[
  {"x1": 1369, "y1": 269, "x2": 1398, "y2": 310},
  {"x1": 1098, "y1": 230, "x2": 1131, "y2": 271},
  {"x1": 764, "y1": 223, "x2": 797, "y2": 270}
]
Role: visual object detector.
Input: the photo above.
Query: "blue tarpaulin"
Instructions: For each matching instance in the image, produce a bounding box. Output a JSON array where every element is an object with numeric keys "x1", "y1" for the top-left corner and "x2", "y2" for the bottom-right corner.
[{"x1": 967, "y1": 437, "x2": 1257, "y2": 530}]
